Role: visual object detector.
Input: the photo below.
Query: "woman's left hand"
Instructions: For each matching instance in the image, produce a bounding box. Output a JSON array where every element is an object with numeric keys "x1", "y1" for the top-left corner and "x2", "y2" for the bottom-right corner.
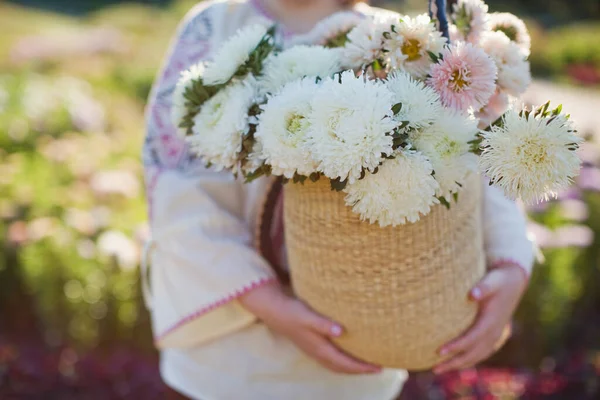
[{"x1": 433, "y1": 263, "x2": 529, "y2": 374}]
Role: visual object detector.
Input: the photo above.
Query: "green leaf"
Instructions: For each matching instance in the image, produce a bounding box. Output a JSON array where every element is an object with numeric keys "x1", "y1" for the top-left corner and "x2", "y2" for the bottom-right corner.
[
  {"x1": 372, "y1": 59, "x2": 384, "y2": 71},
  {"x1": 438, "y1": 196, "x2": 451, "y2": 210},
  {"x1": 324, "y1": 29, "x2": 351, "y2": 48},
  {"x1": 391, "y1": 102, "x2": 403, "y2": 115},
  {"x1": 427, "y1": 51, "x2": 440, "y2": 63},
  {"x1": 552, "y1": 104, "x2": 563, "y2": 116},
  {"x1": 330, "y1": 178, "x2": 348, "y2": 192},
  {"x1": 292, "y1": 174, "x2": 308, "y2": 184},
  {"x1": 244, "y1": 164, "x2": 272, "y2": 183}
]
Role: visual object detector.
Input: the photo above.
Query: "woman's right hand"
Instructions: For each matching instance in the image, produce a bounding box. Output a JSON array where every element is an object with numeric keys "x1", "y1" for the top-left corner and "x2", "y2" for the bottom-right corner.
[{"x1": 239, "y1": 281, "x2": 382, "y2": 375}]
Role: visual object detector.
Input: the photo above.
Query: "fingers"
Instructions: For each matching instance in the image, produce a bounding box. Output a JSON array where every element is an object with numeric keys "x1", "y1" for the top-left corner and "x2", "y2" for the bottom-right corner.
[
  {"x1": 297, "y1": 304, "x2": 344, "y2": 338},
  {"x1": 310, "y1": 336, "x2": 382, "y2": 374},
  {"x1": 439, "y1": 309, "x2": 493, "y2": 357},
  {"x1": 433, "y1": 344, "x2": 493, "y2": 374},
  {"x1": 470, "y1": 269, "x2": 505, "y2": 302}
]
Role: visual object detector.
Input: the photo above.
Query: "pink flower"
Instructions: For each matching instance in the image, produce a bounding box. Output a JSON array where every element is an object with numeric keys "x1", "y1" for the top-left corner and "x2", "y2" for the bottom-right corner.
[
  {"x1": 475, "y1": 89, "x2": 510, "y2": 128},
  {"x1": 427, "y1": 42, "x2": 498, "y2": 112}
]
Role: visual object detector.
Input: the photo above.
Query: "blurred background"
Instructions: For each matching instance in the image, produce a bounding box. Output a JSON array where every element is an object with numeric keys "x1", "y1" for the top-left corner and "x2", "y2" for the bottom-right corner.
[{"x1": 0, "y1": 0, "x2": 599, "y2": 398}]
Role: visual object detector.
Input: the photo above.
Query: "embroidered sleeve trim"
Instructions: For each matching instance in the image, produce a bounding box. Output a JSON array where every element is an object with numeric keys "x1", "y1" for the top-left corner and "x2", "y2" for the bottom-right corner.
[{"x1": 154, "y1": 276, "x2": 278, "y2": 343}]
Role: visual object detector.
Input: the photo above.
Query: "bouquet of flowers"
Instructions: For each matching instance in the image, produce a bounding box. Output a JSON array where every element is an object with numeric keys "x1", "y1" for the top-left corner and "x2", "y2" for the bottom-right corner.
[{"x1": 171, "y1": 0, "x2": 582, "y2": 369}]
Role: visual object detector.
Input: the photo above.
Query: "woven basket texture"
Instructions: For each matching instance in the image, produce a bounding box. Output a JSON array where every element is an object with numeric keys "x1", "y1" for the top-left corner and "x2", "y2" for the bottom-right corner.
[{"x1": 283, "y1": 174, "x2": 486, "y2": 370}]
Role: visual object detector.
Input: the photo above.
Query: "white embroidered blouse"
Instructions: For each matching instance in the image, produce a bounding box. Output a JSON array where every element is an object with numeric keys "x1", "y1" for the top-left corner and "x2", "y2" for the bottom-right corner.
[{"x1": 143, "y1": 1, "x2": 535, "y2": 399}]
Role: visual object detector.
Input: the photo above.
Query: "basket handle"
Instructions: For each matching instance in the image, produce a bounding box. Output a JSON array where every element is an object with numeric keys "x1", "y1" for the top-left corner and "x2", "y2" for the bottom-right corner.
[{"x1": 428, "y1": 0, "x2": 450, "y2": 41}]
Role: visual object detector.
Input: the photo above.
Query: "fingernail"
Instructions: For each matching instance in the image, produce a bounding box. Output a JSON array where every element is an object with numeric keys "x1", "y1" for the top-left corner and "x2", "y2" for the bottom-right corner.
[
  {"x1": 330, "y1": 325, "x2": 343, "y2": 337},
  {"x1": 471, "y1": 287, "x2": 482, "y2": 300}
]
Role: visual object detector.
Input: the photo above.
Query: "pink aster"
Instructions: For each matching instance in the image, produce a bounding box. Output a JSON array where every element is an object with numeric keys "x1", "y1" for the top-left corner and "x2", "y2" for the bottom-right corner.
[{"x1": 427, "y1": 42, "x2": 498, "y2": 112}]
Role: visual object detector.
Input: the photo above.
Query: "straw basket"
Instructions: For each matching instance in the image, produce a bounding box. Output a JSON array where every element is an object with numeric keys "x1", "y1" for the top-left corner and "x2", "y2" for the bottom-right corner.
[{"x1": 283, "y1": 174, "x2": 486, "y2": 370}]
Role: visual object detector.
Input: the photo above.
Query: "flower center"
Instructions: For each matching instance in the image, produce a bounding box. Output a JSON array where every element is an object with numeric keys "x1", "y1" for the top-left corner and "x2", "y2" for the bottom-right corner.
[
  {"x1": 401, "y1": 39, "x2": 422, "y2": 62},
  {"x1": 518, "y1": 140, "x2": 548, "y2": 164},
  {"x1": 286, "y1": 113, "x2": 308, "y2": 136},
  {"x1": 494, "y1": 26, "x2": 518, "y2": 42},
  {"x1": 207, "y1": 101, "x2": 224, "y2": 127},
  {"x1": 326, "y1": 109, "x2": 347, "y2": 142},
  {"x1": 437, "y1": 137, "x2": 462, "y2": 157},
  {"x1": 450, "y1": 69, "x2": 470, "y2": 92},
  {"x1": 454, "y1": 6, "x2": 472, "y2": 37}
]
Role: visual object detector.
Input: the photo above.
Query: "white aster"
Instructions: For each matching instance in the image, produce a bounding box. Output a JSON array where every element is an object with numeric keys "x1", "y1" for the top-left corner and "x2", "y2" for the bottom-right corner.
[
  {"x1": 480, "y1": 108, "x2": 582, "y2": 204},
  {"x1": 341, "y1": 17, "x2": 388, "y2": 69},
  {"x1": 412, "y1": 109, "x2": 479, "y2": 197},
  {"x1": 171, "y1": 62, "x2": 206, "y2": 138},
  {"x1": 203, "y1": 24, "x2": 269, "y2": 85},
  {"x1": 490, "y1": 12, "x2": 531, "y2": 56},
  {"x1": 481, "y1": 31, "x2": 531, "y2": 97},
  {"x1": 383, "y1": 14, "x2": 447, "y2": 79},
  {"x1": 451, "y1": 0, "x2": 491, "y2": 44},
  {"x1": 290, "y1": 11, "x2": 363, "y2": 46},
  {"x1": 187, "y1": 78, "x2": 257, "y2": 171},
  {"x1": 255, "y1": 78, "x2": 320, "y2": 179},
  {"x1": 258, "y1": 46, "x2": 340, "y2": 95},
  {"x1": 306, "y1": 70, "x2": 397, "y2": 183},
  {"x1": 385, "y1": 70, "x2": 442, "y2": 132},
  {"x1": 343, "y1": 149, "x2": 440, "y2": 227}
]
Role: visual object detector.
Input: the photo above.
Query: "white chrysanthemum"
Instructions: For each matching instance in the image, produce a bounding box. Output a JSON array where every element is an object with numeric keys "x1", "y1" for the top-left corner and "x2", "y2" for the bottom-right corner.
[
  {"x1": 258, "y1": 46, "x2": 340, "y2": 95},
  {"x1": 255, "y1": 78, "x2": 320, "y2": 178},
  {"x1": 187, "y1": 78, "x2": 257, "y2": 171},
  {"x1": 341, "y1": 17, "x2": 388, "y2": 68},
  {"x1": 480, "y1": 109, "x2": 582, "y2": 204},
  {"x1": 481, "y1": 31, "x2": 531, "y2": 97},
  {"x1": 383, "y1": 14, "x2": 447, "y2": 79},
  {"x1": 344, "y1": 149, "x2": 440, "y2": 227},
  {"x1": 385, "y1": 70, "x2": 442, "y2": 132},
  {"x1": 203, "y1": 24, "x2": 269, "y2": 85},
  {"x1": 306, "y1": 70, "x2": 397, "y2": 183},
  {"x1": 171, "y1": 62, "x2": 206, "y2": 138},
  {"x1": 451, "y1": 0, "x2": 490, "y2": 44},
  {"x1": 290, "y1": 11, "x2": 363, "y2": 46},
  {"x1": 490, "y1": 12, "x2": 531, "y2": 56},
  {"x1": 412, "y1": 109, "x2": 479, "y2": 197}
]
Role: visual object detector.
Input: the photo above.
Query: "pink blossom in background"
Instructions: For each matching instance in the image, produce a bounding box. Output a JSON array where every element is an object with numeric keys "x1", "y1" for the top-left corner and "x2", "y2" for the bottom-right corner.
[
  {"x1": 427, "y1": 42, "x2": 497, "y2": 112},
  {"x1": 577, "y1": 167, "x2": 600, "y2": 192},
  {"x1": 558, "y1": 199, "x2": 589, "y2": 222}
]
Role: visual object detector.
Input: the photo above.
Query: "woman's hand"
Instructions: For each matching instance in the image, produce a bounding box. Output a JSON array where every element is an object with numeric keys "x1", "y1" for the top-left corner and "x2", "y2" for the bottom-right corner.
[
  {"x1": 433, "y1": 263, "x2": 528, "y2": 374},
  {"x1": 239, "y1": 281, "x2": 382, "y2": 375}
]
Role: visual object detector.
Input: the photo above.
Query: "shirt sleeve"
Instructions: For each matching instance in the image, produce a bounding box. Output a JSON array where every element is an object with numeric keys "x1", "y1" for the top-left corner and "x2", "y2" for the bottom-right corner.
[
  {"x1": 482, "y1": 183, "x2": 536, "y2": 277},
  {"x1": 142, "y1": 3, "x2": 277, "y2": 349}
]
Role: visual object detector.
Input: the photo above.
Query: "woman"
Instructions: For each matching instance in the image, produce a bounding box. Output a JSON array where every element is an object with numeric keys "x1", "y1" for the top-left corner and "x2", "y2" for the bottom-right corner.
[{"x1": 142, "y1": 0, "x2": 535, "y2": 399}]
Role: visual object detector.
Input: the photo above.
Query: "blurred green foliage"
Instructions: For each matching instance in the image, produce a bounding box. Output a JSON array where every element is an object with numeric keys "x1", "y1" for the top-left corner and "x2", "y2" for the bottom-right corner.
[
  {"x1": 0, "y1": 0, "x2": 203, "y2": 350},
  {"x1": 529, "y1": 23, "x2": 600, "y2": 84}
]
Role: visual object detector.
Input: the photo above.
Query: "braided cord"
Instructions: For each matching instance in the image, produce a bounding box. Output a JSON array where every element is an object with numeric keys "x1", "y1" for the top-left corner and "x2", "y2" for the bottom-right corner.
[{"x1": 429, "y1": 0, "x2": 450, "y2": 41}]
